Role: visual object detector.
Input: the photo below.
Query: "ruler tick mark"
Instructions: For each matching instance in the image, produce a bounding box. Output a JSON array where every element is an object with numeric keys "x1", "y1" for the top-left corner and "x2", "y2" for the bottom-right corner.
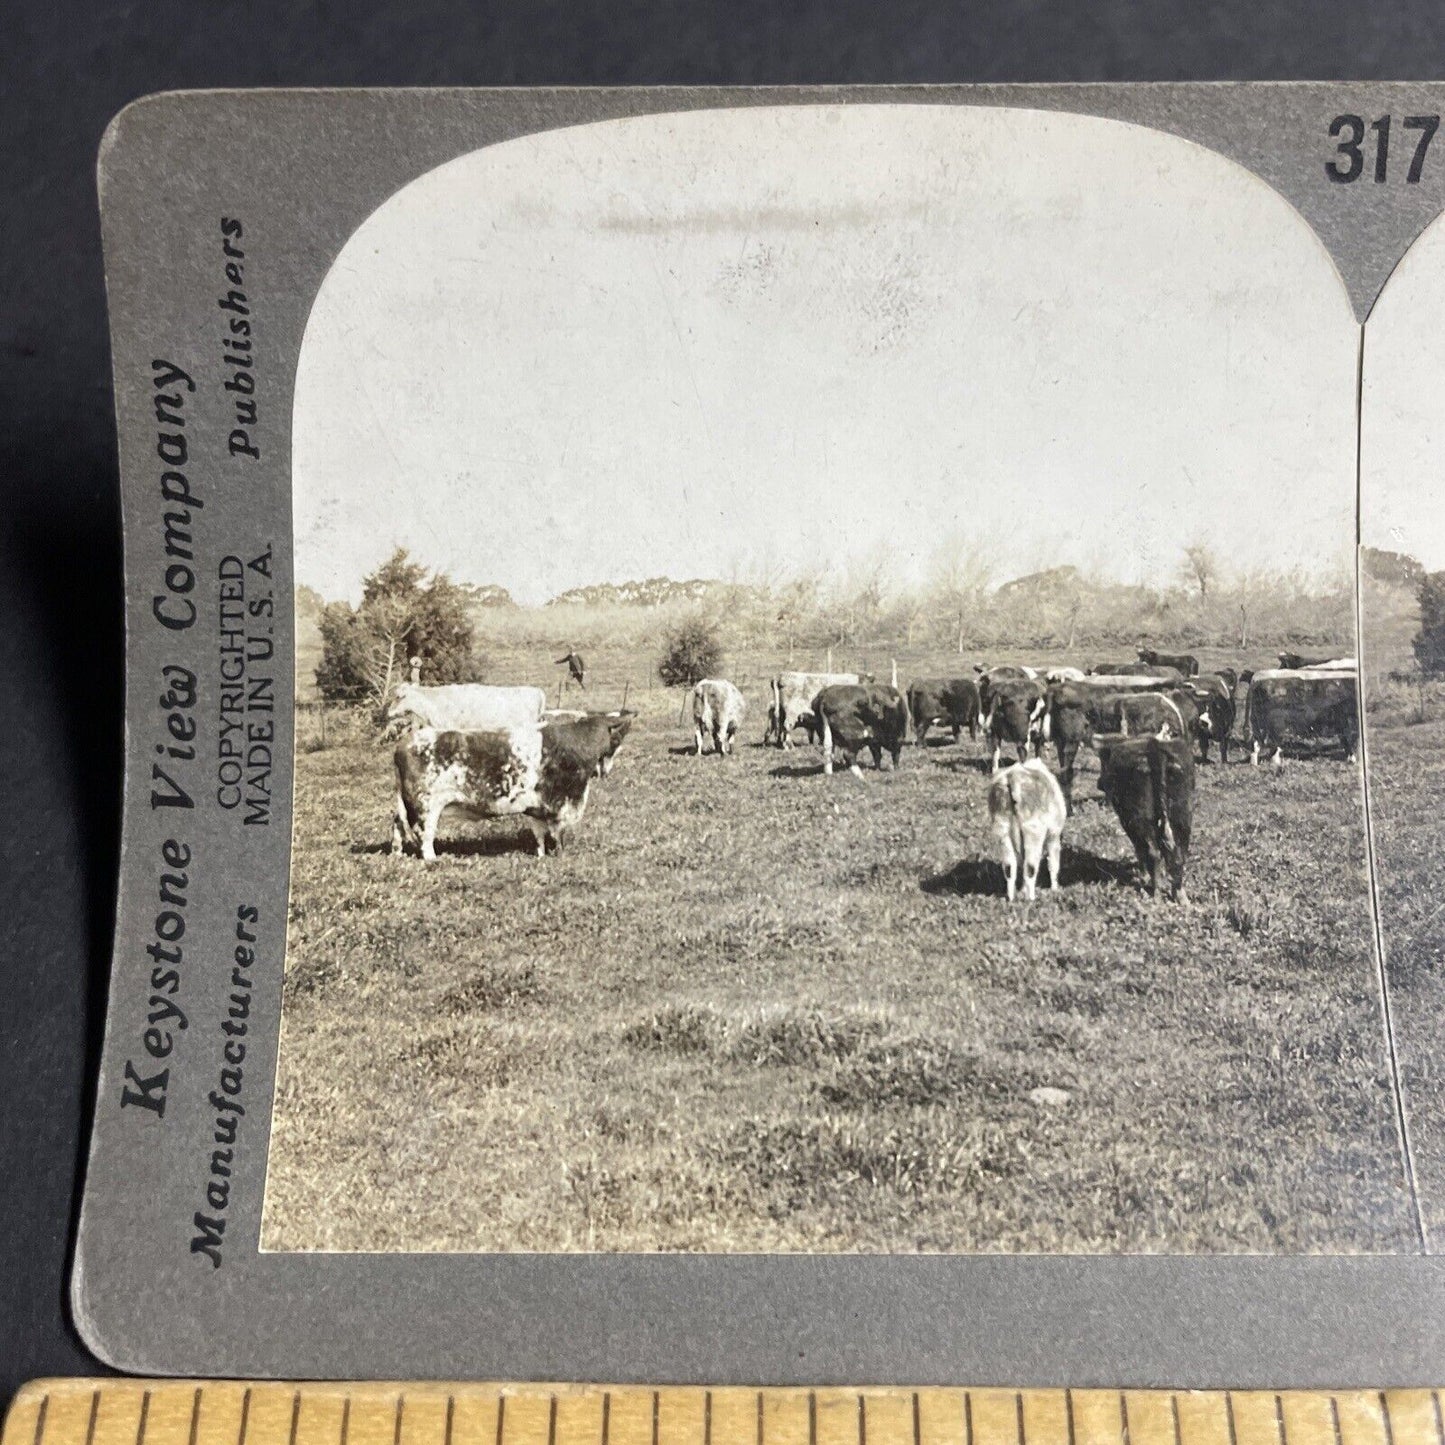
[
  {"x1": 498, "y1": 1396, "x2": 508, "y2": 1445},
  {"x1": 137, "y1": 1393, "x2": 152, "y2": 1445},
  {"x1": 756, "y1": 1395, "x2": 763, "y2": 1445},
  {"x1": 340, "y1": 1399, "x2": 350, "y2": 1445},
  {"x1": 1381, "y1": 1393, "x2": 1396, "y2": 1445},
  {"x1": 912, "y1": 1393, "x2": 921, "y2": 1445},
  {"x1": 808, "y1": 1394, "x2": 816, "y2": 1445},
  {"x1": 601, "y1": 1395, "x2": 609, "y2": 1445},
  {"x1": 84, "y1": 1392, "x2": 100, "y2": 1445},
  {"x1": 32, "y1": 1395, "x2": 49, "y2": 1445},
  {"x1": 1170, "y1": 1397, "x2": 1181, "y2": 1445},
  {"x1": 1121, "y1": 1394, "x2": 1132, "y2": 1445},
  {"x1": 1329, "y1": 1398, "x2": 1343, "y2": 1445},
  {"x1": 290, "y1": 1393, "x2": 302, "y2": 1445},
  {"x1": 445, "y1": 1399, "x2": 454, "y2": 1445},
  {"x1": 189, "y1": 1391, "x2": 203, "y2": 1445},
  {"x1": 652, "y1": 1395, "x2": 659, "y2": 1445},
  {"x1": 965, "y1": 1393, "x2": 974, "y2": 1445},
  {"x1": 239, "y1": 1390, "x2": 253, "y2": 1445},
  {"x1": 705, "y1": 1393, "x2": 713, "y2": 1445},
  {"x1": 393, "y1": 1396, "x2": 404, "y2": 1445},
  {"x1": 1432, "y1": 1393, "x2": 1444, "y2": 1445},
  {"x1": 1225, "y1": 1395, "x2": 1238, "y2": 1445},
  {"x1": 1275, "y1": 1397, "x2": 1287, "y2": 1445},
  {"x1": 1065, "y1": 1391, "x2": 1076, "y2": 1445},
  {"x1": 551, "y1": 1398, "x2": 559, "y2": 1445},
  {"x1": 1015, "y1": 1395, "x2": 1025, "y2": 1445},
  {"x1": 858, "y1": 1395, "x2": 867, "y2": 1445}
]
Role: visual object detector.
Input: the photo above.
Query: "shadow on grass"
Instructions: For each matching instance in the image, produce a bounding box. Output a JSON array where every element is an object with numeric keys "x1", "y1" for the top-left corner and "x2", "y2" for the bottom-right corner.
[
  {"x1": 351, "y1": 831, "x2": 540, "y2": 859},
  {"x1": 920, "y1": 844, "x2": 1136, "y2": 898}
]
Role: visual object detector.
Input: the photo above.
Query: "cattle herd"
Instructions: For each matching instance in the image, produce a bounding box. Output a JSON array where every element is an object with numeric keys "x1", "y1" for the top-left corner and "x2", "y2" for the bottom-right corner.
[{"x1": 381, "y1": 648, "x2": 1361, "y2": 905}]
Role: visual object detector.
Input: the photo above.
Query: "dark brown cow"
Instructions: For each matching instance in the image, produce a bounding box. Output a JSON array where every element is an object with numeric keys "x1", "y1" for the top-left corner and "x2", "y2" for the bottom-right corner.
[
  {"x1": 1096, "y1": 734, "x2": 1195, "y2": 901},
  {"x1": 1180, "y1": 673, "x2": 1236, "y2": 763},
  {"x1": 1137, "y1": 647, "x2": 1200, "y2": 676},
  {"x1": 1245, "y1": 670, "x2": 1359, "y2": 764},
  {"x1": 813, "y1": 684, "x2": 910, "y2": 776},
  {"x1": 984, "y1": 677, "x2": 1048, "y2": 772},
  {"x1": 907, "y1": 677, "x2": 981, "y2": 746}
]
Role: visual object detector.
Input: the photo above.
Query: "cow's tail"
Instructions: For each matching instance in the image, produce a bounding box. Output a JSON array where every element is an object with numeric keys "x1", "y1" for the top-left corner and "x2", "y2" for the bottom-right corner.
[{"x1": 1151, "y1": 740, "x2": 1176, "y2": 851}]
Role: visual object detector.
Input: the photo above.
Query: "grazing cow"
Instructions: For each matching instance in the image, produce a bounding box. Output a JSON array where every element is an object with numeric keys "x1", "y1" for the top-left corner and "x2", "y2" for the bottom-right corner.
[
  {"x1": 1213, "y1": 667, "x2": 1240, "y2": 696},
  {"x1": 1276, "y1": 652, "x2": 1336, "y2": 671},
  {"x1": 813, "y1": 684, "x2": 909, "y2": 776},
  {"x1": 1245, "y1": 669, "x2": 1359, "y2": 764},
  {"x1": 987, "y1": 759, "x2": 1066, "y2": 902},
  {"x1": 1045, "y1": 665, "x2": 1086, "y2": 684},
  {"x1": 907, "y1": 677, "x2": 981, "y2": 746},
  {"x1": 392, "y1": 712, "x2": 634, "y2": 861},
  {"x1": 1096, "y1": 735, "x2": 1195, "y2": 901},
  {"x1": 983, "y1": 677, "x2": 1048, "y2": 772},
  {"x1": 387, "y1": 681, "x2": 546, "y2": 734},
  {"x1": 692, "y1": 678, "x2": 746, "y2": 756},
  {"x1": 768, "y1": 671, "x2": 863, "y2": 748},
  {"x1": 1043, "y1": 680, "x2": 1174, "y2": 811},
  {"x1": 1180, "y1": 674, "x2": 1236, "y2": 763},
  {"x1": 1137, "y1": 647, "x2": 1200, "y2": 677}
]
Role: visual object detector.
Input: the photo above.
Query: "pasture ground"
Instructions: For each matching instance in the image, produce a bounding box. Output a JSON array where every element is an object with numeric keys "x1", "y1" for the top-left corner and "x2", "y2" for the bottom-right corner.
[{"x1": 262, "y1": 646, "x2": 1415, "y2": 1254}]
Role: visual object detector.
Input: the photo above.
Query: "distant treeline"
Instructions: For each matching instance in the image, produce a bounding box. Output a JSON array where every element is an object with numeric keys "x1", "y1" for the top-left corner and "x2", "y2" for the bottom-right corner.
[
  {"x1": 302, "y1": 543, "x2": 1370, "y2": 708},
  {"x1": 454, "y1": 556, "x2": 1356, "y2": 656}
]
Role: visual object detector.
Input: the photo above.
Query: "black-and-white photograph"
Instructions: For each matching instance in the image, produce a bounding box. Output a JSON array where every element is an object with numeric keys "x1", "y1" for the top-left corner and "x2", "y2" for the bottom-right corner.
[
  {"x1": 1361, "y1": 208, "x2": 1445, "y2": 1249},
  {"x1": 256, "y1": 103, "x2": 1411, "y2": 1255}
]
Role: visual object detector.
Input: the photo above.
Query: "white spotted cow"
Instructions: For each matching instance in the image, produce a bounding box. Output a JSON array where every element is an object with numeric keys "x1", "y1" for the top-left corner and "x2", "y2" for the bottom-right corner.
[
  {"x1": 987, "y1": 758, "x2": 1067, "y2": 902},
  {"x1": 692, "y1": 678, "x2": 746, "y2": 756},
  {"x1": 767, "y1": 671, "x2": 863, "y2": 748},
  {"x1": 392, "y1": 712, "x2": 634, "y2": 861}
]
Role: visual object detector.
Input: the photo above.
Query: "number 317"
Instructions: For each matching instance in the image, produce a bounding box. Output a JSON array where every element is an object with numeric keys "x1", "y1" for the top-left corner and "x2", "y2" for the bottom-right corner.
[{"x1": 1327, "y1": 114, "x2": 1440, "y2": 183}]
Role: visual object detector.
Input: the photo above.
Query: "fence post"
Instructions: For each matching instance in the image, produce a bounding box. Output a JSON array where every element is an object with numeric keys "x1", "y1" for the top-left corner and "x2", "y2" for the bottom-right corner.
[{"x1": 891, "y1": 657, "x2": 898, "y2": 689}]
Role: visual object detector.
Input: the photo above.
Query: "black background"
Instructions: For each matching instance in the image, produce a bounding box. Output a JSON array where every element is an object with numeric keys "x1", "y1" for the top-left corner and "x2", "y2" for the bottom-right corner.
[{"x1": 5, "y1": 0, "x2": 1445, "y2": 1406}]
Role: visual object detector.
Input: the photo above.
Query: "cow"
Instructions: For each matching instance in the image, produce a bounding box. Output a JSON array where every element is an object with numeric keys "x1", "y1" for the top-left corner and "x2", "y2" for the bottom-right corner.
[
  {"x1": 975, "y1": 664, "x2": 1039, "y2": 716},
  {"x1": 1096, "y1": 734, "x2": 1195, "y2": 902},
  {"x1": 392, "y1": 712, "x2": 634, "y2": 862},
  {"x1": 987, "y1": 759, "x2": 1067, "y2": 902},
  {"x1": 1137, "y1": 647, "x2": 1200, "y2": 677},
  {"x1": 1045, "y1": 665, "x2": 1087, "y2": 684},
  {"x1": 1088, "y1": 661, "x2": 1181, "y2": 680},
  {"x1": 906, "y1": 677, "x2": 981, "y2": 747},
  {"x1": 1245, "y1": 669, "x2": 1359, "y2": 764},
  {"x1": 983, "y1": 677, "x2": 1048, "y2": 772},
  {"x1": 768, "y1": 671, "x2": 863, "y2": 748},
  {"x1": 1090, "y1": 689, "x2": 1196, "y2": 742},
  {"x1": 1180, "y1": 674, "x2": 1236, "y2": 763},
  {"x1": 387, "y1": 681, "x2": 547, "y2": 735},
  {"x1": 692, "y1": 678, "x2": 746, "y2": 756},
  {"x1": 1043, "y1": 682, "x2": 1110, "y2": 812},
  {"x1": 813, "y1": 683, "x2": 909, "y2": 776},
  {"x1": 1276, "y1": 652, "x2": 1337, "y2": 671}
]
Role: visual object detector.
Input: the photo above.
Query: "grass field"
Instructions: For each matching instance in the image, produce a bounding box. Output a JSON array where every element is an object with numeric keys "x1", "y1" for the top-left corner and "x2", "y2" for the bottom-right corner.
[{"x1": 262, "y1": 646, "x2": 1417, "y2": 1254}]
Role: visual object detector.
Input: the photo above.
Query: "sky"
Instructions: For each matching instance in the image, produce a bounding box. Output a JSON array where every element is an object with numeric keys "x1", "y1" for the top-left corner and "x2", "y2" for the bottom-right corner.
[
  {"x1": 1363, "y1": 212, "x2": 1445, "y2": 572},
  {"x1": 293, "y1": 103, "x2": 1360, "y2": 608}
]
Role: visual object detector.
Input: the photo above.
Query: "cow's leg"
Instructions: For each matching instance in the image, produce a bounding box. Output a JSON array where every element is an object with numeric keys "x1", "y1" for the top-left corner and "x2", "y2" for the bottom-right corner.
[
  {"x1": 1272, "y1": 745, "x2": 1285, "y2": 768},
  {"x1": 694, "y1": 723, "x2": 704, "y2": 755},
  {"x1": 1022, "y1": 828, "x2": 1044, "y2": 903},
  {"x1": 523, "y1": 817, "x2": 548, "y2": 857},
  {"x1": 951, "y1": 723, "x2": 962, "y2": 743},
  {"x1": 1000, "y1": 835, "x2": 1018, "y2": 901},
  {"x1": 1250, "y1": 737, "x2": 1260, "y2": 766},
  {"x1": 1046, "y1": 828, "x2": 1062, "y2": 894},
  {"x1": 391, "y1": 792, "x2": 410, "y2": 857},
  {"x1": 420, "y1": 800, "x2": 445, "y2": 863},
  {"x1": 991, "y1": 740, "x2": 1001, "y2": 773},
  {"x1": 868, "y1": 742, "x2": 883, "y2": 770},
  {"x1": 915, "y1": 719, "x2": 930, "y2": 748},
  {"x1": 821, "y1": 716, "x2": 835, "y2": 775}
]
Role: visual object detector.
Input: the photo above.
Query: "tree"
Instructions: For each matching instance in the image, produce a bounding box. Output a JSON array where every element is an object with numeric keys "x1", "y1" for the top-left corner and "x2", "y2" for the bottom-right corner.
[
  {"x1": 658, "y1": 615, "x2": 723, "y2": 687},
  {"x1": 1414, "y1": 570, "x2": 1445, "y2": 677},
  {"x1": 1180, "y1": 542, "x2": 1218, "y2": 601},
  {"x1": 930, "y1": 531, "x2": 996, "y2": 653},
  {"x1": 315, "y1": 547, "x2": 485, "y2": 712}
]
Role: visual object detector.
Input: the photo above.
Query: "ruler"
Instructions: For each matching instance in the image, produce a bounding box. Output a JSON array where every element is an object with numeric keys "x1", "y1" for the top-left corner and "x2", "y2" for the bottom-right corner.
[{"x1": 5, "y1": 1384, "x2": 1444, "y2": 1445}]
